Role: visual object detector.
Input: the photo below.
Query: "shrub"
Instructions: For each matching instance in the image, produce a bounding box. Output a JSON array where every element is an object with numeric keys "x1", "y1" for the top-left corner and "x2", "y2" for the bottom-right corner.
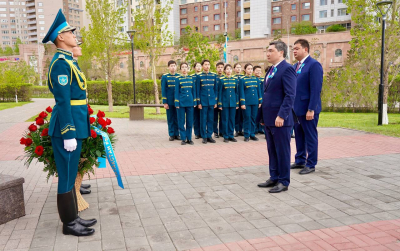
[
  {"x1": 0, "y1": 83, "x2": 32, "y2": 102},
  {"x1": 327, "y1": 24, "x2": 346, "y2": 32}
]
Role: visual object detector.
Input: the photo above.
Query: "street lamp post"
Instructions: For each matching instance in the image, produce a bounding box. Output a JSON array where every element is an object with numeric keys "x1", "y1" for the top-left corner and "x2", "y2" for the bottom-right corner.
[
  {"x1": 376, "y1": 1, "x2": 392, "y2": 125},
  {"x1": 127, "y1": 30, "x2": 137, "y2": 104}
]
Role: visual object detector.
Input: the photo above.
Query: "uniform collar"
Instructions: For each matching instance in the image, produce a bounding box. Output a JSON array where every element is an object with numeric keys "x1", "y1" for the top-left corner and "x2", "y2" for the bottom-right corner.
[{"x1": 56, "y1": 48, "x2": 73, "y2": 58}]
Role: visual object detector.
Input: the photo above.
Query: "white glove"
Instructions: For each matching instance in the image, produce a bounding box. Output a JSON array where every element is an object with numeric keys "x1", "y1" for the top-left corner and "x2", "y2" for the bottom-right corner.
[{"x1": 64, "y1": 139, "x2": 77, "y2": 152}]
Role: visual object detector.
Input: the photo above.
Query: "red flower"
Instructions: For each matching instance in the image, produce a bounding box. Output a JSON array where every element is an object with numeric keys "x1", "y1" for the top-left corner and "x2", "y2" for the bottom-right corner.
[
  {"x1": 87, "y1": 104, "x2": 91, "y2": 109},
  {"x1": 97, "y1": 110, "x2": 105, "y2": 118},
  {"x1": 106, "y1": 118, "x2": 112, "y2": 125},
  {"x1": 20, "y1": 137, "x2": 26, "y2": 145},
  {"x1": 98, "y1": 117, "x2": 107, "y2": 127},
  {"x1": 25, "y1": 138, "x2": 32, "y2": 147},
  {"x1": 35, "y1": 117, "x2": 44, "y2": 126},
  {"x1": 46, "y1": 106, "x2": 53, "y2": 113},
  {"x1": 41, "y1": 128, "x2": 49, "y2": 137},
  {"x1": 35, "y1": 146, "x2": 44, "y2": 156},
  {"x1": 28, "y1": 124, "x2": 37, "y2": 132},
  {"x1": 88, "y1": 107, "x2": 94, "y2": 115},
  {"x1": 91, "y1": 130, "x2": 97, "y2": 138},
  {"x1": 39, "y1": 111, "x2": 48, "y2": 119},
  {"x1": 107, "y1": 127, "x2": 115, "y2": 134},
  {"x1": 89, "y1": 117, "x2": 96, "y2": 124}
]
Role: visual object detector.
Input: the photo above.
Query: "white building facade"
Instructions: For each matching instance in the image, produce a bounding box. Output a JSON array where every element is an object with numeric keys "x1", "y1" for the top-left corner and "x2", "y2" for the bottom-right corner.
[
  {"x1": 314, "y1": 0, "x2": 351, "y2": 33},
  {"x1": 241, "y1": 0, "x2": 271, "y2": 39}
]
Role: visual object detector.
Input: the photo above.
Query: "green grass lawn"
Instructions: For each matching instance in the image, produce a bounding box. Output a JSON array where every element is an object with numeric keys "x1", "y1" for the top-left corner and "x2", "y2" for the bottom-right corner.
[
  {"x1": 319, "y1": 112, "x2": 400, "y2": 138},
  {"x1": 0, "y1": 102, "x2": 32, "y2": 111}
]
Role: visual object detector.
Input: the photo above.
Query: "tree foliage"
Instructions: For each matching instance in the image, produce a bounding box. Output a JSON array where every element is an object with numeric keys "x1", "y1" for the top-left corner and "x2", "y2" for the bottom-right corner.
[
  {"x1": 326, "y1": 24, "x2": 347, "y2": 32},
  {"x1": 291, "y1": 21, "x2": 317, "y2": 35},
  {"x1": 80, "y1": 0, "x2": 128, "y2": 112}
]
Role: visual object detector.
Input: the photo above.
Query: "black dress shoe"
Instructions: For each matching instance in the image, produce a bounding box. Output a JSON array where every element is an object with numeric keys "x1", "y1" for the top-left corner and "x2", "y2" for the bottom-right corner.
[
  {"x1": 207, "y1": 138, "x2": 216, "y2": 143},
  {"x1": 76, "y1": 216, "x2": 97, "y2": 227},
  {"x1": 63, "y1": 219, "x2": 95, "y2": 236},
  {"x1": 80, "y1": 187, "x2": 91, "y2": 194},
  {"x1": 215, "y1": 134, "x2": 220, "y2": 138},
  {"x1": 219, "y1": 133, "x2": 223, "y2": 137},
  {"x1": 250, "y1": 136, "x2": 259, "y2": 141},
  {"x1": 234, "y1": 132, "x2": 239, "y2": 137},
  {"x1": 229, "y1": 138, "x2": 237, "y2": 142},
  {"x1": 202, "y1": 138, "x2": 207, "y2": 144},
  {"x1": 181, "y1": 141, "x2": 186, "y2": 145},
  {"x1": 187, "y1": 140, "x2": 194, "y2": 145},
  {"x1": 81, "y1": 184, "x2": 91, "y2": 189},
  {"x1": 175, "y1": 135, "x2": 181, "y2": 140},
  {"x1": 257, "y1": 179, "x2": 277, "y2": 188},
  {"x1": 290, "y1": 163, "x2": 305, "y2": 169},
  {"x1": 299, "y1": 167, "x2": 315, "y2": 175},
  {"x1": 223, "y1": 138, "x2": 229, "y2": 143},
  {"x1": 169, "y1": 136, "x2": 175, "y2": 141},
  {"x1": 269, "y1": 183, "x2": 288, "y2": 193},
  {"x1": 238, "y1": 132, "x2": 244, "y2": 136},
  {"x1": 195, "y1": 135, "x2": 200, "y2": 139},
  {"x1": 244, "y1": 137, "x2": 249, "y2": 142}
]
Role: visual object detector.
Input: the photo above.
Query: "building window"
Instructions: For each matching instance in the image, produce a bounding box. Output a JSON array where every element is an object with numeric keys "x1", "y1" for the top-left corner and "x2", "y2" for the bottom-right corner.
[
  {"x1": 338, "y1": 8, "x2": 347, "y2": 16},
  {"x1": 273, "y1": 18, "x2": 281, "y2": 24},
  {"x1": 233, "y1": 55, "x2": 239, "y2": 62},
  {"x1": 319, "y1": 10, "x2": 327, "y2": 18},
  {"x1": 244, "y1": 7, "x2": 250, "y2": 13},
  {"x1": 203, "y1": 16, "x2": 208, "y2": 21},
  {"x1": 335, "y1": 49, "x2": 342, "y2": 57},
  {"x1": 181, "y1": 8, "x2": 187, "y2": 15},
  {"x1": 338, "y1": 0, "x2": 344, "y2": 3},
  {"x1": 38, "y1": 2, "x2": 43, "y2": 6},
  {"x1": 237, "y1": 0, "x2": 241, "y2": 7},
  {"x1": 214, "y1": 24, "x2": 220, "y2": 30},
  {"x1": 331, "y1": 0, "x2": 334, "y2": 4},
  {"x1": 120, "y1": 63, "x2": 124, "y2": 68},
  {"x1": 180, "y1": 0, "x2": 186, "y2": 4},
  {"x1": 214, "y1": 3, "x2": 219, "y2": 10},
  {"x1": 203, "y1": 5, "x2": 208, "y2": 11},
  {"x1": 194, "y1": 16, "x2": 198, "y2": 22},
  {"x1": 140, "y1": 61, "x2": 144, "y2": 67},
  {"x1": 331, "y1": 9, "x2": 334, "y2": 17},
  {"x1": 320, "y1": 0, "x2": 327, "y2": 6},
  {"x1": 244, "y1": 30, "x2": 250, "y2": 36},
  {"x1": 314, "y1": 50, "x2": 321, "y2": 59},
  {"x1": 214, "y1": 14, "x2": 220, "y2": 20},
  {"x1": 237, "y1": 22, "x2": 241, "y2": 28},
  {"x1": 181, "y1": 28, "x2": 186, "y2": 34},
  {"x1": 194, "y1": 6, "x2": 198, "y2": 12},
  {"x1": 291, "y1": 16, "x2": 296, "y2": 22},
  {"x1": 302, "y1": 3, "x2": 310, "y2": 9},
  {"x1": 244, "y1": 19, "x2": 250, "y2": 25},
  {"x1": 203, "y1": 26, "x2": 208, "y2": 31},
  {"x1": 195, "y1": 26, "x2": 199, "y2": 31},
  {"x1": 272, "y1": 6, "x2": 281, "y2": 13},
  {"x1": 291, "y1": 4, "x2": 296, "y2": 10},
  {"x1": 302, "y1": 14, "x2": 310, "y2": 21},
  {"x1": 181, "y1": 18, "x2": 187, "y2": 24},
  {"x1": 237, "y1": 11, "x2": 241, "y2": 17}
]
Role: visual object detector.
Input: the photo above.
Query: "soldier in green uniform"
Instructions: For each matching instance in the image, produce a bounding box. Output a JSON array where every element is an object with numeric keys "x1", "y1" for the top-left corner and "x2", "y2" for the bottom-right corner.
[
  {"x1": 253, "y1": 65, "x2": 265, "y2": 135},
  {"x1": 192, "y1": 62, "x2": 202, "y2": 139},
  {"x1": 214, "y1": 62, "x2": 225, "y2": 138},
  {"x1": 233, "y1": 63, "x2": 244, "y2": 137},
  {"x1": 43, "y1": 9, "x2": 96, "y2": 236},
  {"x1": 161, "y1": 60, "x2": 180, "y2": 141}
]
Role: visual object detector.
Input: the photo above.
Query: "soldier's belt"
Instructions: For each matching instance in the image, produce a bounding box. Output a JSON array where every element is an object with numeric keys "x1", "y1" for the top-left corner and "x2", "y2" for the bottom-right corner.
[{"x1": 70, "y1": 99, "x2": 87, "y2": 106}]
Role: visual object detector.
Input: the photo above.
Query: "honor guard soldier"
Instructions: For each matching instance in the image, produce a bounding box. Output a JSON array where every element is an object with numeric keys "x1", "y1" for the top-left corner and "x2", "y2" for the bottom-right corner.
[
  {"x1": 43, "y1": 9, "x2": 96, "y2": 236},
  {"x1": 217, "y1": 64, "x2": 239, "y2": 143},
  {"x1": 161, "y1": 60, "x2": 180, "y2": 141},
  {"x1": 196, "y1": 59, "x2": 218, "y2": 144},
  {"x1": 192, "y1": 62, "x2": 202, "y2": 139},
  {"x1": 253, "y1": 65, "x2": 265, "y2": 135},
  {"x1": 233, "y1": 63, "x2": 245, "y2": 137},
  {"x1": 175, "y1": 62, "x2": 197, "y2": 145},
  {"x1": 214, "y1": 62, "x2": 225, "y2": 138},
  {"x1": 239, "y1": 63, "x2": 262, "y2": 142}
]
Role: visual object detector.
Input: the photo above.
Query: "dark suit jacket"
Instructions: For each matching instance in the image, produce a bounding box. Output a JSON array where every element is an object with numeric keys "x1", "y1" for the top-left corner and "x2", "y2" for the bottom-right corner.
[
  {"x1": 257, "y1": 60, "x2": 296, "y2": 127},
  {"x1": 293, "y1": 56, "x2": 323, "y2": 116}
]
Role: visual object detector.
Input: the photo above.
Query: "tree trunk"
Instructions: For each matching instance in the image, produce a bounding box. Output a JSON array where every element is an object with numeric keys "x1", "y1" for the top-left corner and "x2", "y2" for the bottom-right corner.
[
  {"x1": 107, "y1": 77, "x2": 113, "y2": 112},
  {"x1": 151, "y1": 56, "x2": 161, "y2": 114}
]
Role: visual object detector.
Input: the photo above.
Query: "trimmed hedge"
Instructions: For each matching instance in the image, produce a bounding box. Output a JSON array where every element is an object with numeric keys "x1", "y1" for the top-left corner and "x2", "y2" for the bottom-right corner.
[
  {"x1": 31, "y1": 80, "x2": 162, "y2": 105},
  {"x1": 0, "y1": 83, "x2": 32, "y2": 102}
]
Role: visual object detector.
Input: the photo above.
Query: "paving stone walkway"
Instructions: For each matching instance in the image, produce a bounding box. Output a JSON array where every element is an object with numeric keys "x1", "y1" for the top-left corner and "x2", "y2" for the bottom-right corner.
[{"x1": 0, "y1": 100, "x2": 399, "y2": 251}]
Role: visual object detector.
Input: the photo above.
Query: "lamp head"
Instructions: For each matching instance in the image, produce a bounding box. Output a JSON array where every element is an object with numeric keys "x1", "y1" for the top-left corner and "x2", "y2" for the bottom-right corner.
[
  {"x1": 376, "y1": 0, "x2": 393, "y2": 17},
  {"x1": 127, "y1": 30, "x2": 137, "y2": 39}
]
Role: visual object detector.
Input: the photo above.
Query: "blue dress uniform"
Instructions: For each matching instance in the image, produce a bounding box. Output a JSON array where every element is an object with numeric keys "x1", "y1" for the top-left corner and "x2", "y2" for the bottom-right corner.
[
  {"x1": 257, "y1": 76, "x2": 265, "y2": 134},
  {"x1": 217, "y1": 76, "x2": 239, "y2": 140},
  {"x1": 213, "y1": 74, "x2": 224, "y2": 136},
  {"x1": 191, "y1": 73, "x2": 201, "y2": 137},
  {"x1": 196, "y1": 72, "x2": 218, "y2": 140},
  {"x1": 239, "y1": 75, "x2": 262, "y2": 139},
  {"x1": 234, "y1": 74, "x2": 244, "y2": 134},
  {"x1": 161, "y1": 73, "x2": 180, "y2": 138},
  {"x1": 175, "y1": 75, "x2": 197, "y2": 142},
  {"x1": 43, "y1": 9, "x2": 95, "y2": 236}
]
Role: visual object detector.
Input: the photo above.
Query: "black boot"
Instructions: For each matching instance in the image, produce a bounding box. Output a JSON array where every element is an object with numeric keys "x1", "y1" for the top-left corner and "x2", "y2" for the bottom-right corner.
[
  {"x1": 58, "y1": 190, "x2": 95, "y2": 236},
  {"x1": 81, "y1": 184, "x2": 91, "y2": 189},
  {"x1": 80, "y1": 187, "x2": 91, "y2": 194},
  {"x1": 72, "y1": 189, "x2": 97, "y2": 227}
]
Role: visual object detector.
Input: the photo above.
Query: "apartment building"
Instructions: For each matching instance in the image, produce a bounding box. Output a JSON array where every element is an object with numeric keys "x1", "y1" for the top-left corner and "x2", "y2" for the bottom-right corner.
[
  {"x1": 314, "y1": 0, "x2": 351, "y2": 33},
  {"x1": 241, "y1": 0, "x2": 271, "y2": 39},
  {"x1": 179, "y1": 0, "x2": 241, "y2": 38},
  {"x1": 270, "y1": 0, "x2": 314, "y2": 35}
]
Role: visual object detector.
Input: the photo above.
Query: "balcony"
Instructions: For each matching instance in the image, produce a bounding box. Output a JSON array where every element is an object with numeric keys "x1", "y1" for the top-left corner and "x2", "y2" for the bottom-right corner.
[
  {"x1": 26, "y1": 9, "x2": 36, "y2": 14},
  {"x1": 26, "y1": 3, "x2": 35, "y2": 7},
  {"x1": 28, "y1": 31, "x2": 37, "y2": 36},
  {"x1": 28, "y1": 37, "x2": 38, "y2": 42},
  {"x1": 243, "y1": 13, "x2": 250, "y2": 19},
  {"x1": 27, "y1": 14, "x2": 36, "y2": 19},
  {"x1": 28, "y1": 26, "x2": 37, "y2": 31},
  {"x1": 243, "y1": 25, "x2": 250, "y2": 30},
  {"x1": 28, "y1": 21, "x2": 36, "y2": 25}
]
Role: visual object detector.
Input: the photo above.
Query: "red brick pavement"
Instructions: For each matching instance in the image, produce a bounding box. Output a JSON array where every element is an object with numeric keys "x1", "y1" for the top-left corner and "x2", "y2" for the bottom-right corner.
[{"x1": 189, "y1": 219, "x2": 400, "y2": 251}]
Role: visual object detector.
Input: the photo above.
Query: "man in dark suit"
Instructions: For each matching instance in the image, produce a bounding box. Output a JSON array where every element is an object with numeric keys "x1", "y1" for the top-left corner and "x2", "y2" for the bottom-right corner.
[
  {"x1": 291, "y1": 39, "x2": 323, "y2": 175},
  {"x1": 257, "y1": 41, "x2": 296, "y2": 193}
]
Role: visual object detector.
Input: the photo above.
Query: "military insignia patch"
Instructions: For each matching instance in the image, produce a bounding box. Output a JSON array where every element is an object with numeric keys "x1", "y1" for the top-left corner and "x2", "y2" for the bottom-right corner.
[{"x1": 58, "y1": 75, "x2": 68, "y2": 86}]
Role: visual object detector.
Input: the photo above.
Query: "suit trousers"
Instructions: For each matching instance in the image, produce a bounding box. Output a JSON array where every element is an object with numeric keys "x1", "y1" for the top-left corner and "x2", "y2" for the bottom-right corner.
[
  {"x1": 52, "y1": 137, "x2": 83, "y2": 194},
  {"x1": 177, "y1": 106, "x2": 194, "y2": 141},
  {"x1": 294, "y1": 113, "x2": 319, "y2": 168},
  {"x1": 166, "y1": 105, "x2": 179, "y2": 137},
  {"x1": 193, "y1": 107, "x2": 201, "y2": 136},
  {"x1": 213, "y1": 108, "x2": 223, "y2": 135},
  {"x1": 243, "y1": 105, "x2": 258, "y2": 138},
  {"x1": 200, "y1": 105, "x2": 214, "y2": 139},
  {"x1": 264, "y1": 126, "x2": 291, "y2": 187},
  {"x1": 221, "y1": 107, "x2": 236, "y2": 139},
  {"x1": 235, "y1": 108, "x2": 243, "y2": 133}
]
